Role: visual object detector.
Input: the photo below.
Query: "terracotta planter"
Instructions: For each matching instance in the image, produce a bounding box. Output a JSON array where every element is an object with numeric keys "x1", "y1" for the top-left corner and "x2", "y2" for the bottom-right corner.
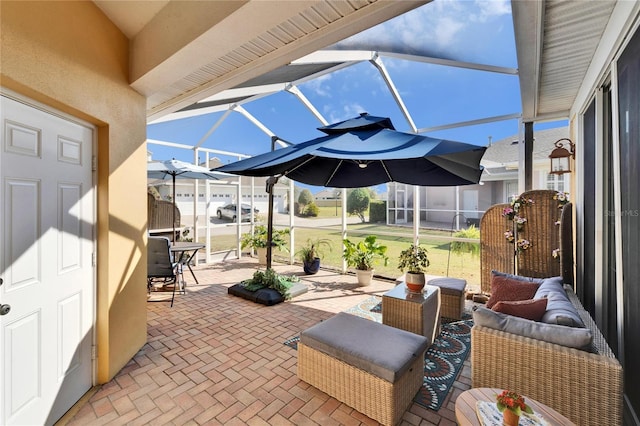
[
  {"x1": 356, "y1": 269, "x2": 374, "y2": 286},
  {"x1": 502, "y1": 408, "x2": 520, "y2": 426},
  {"x1": 405, "y1": 272, "x2": 426, "y2": 292}
]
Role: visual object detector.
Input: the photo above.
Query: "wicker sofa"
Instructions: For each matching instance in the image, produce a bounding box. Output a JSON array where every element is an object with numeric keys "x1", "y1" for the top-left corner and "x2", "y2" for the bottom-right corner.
[{"x1": 471, "y1": 282, "x2": 622, "y2": 426}]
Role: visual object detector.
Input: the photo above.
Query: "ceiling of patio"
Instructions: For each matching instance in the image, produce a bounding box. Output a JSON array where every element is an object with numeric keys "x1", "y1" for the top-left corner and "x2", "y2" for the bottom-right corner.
[
  {"x1": 93, "y1": 0, "x2": 428, "y2": 122},
  {"x1": 94, "y1": 0, "x2": 625, "y2": 125}
]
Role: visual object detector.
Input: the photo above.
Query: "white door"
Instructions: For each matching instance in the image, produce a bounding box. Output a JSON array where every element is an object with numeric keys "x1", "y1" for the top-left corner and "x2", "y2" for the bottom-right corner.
[
  {"x1": 463, "y1": 190, "x2": 479, "y2": 220},
  {"x1": 395, "y1": 188, "x2": 406, "y2": 223},
  {"x1": 0, "y1": 95, "x2": 95, "y2": 425}
]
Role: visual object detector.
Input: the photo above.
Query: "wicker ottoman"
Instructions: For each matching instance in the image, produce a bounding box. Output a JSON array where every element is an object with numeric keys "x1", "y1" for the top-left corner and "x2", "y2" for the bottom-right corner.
[
  {"x1": 426, "y1": 277, "x2": 467, "y2": 320},
  {"x1": 297, "y1": 313, "x2": 429, "y2": 426}
]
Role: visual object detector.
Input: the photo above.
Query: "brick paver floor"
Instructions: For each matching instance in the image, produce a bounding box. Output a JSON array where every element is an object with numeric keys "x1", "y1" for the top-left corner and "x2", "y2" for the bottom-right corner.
[{"x1": 61, "y1": 258, "x2": 471, "y2": 425}]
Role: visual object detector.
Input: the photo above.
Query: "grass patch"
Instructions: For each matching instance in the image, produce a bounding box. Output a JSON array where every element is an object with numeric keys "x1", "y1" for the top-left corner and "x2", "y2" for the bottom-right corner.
[{"x1": 200, "y1": 221, "x2": 480, "y2": 288}]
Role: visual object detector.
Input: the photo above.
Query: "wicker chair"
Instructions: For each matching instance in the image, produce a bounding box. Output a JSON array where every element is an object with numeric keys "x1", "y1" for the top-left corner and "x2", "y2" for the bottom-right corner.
[
  {"x1": 480, "y1": 190, "x2": 568, "y2": 294},
  {"x1": 148, "y1": 193, "x2": 181, "y2": 239},
  {"x1": 480, "y1": 203, "x2": 515, "y2": 295},
  {"x1": 516, "y1": 190, "x2": 561, "y2": 279}
]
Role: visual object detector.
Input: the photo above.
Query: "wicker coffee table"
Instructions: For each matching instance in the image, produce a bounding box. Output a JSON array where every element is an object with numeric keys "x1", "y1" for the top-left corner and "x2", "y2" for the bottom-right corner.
[{"x1": 382, "y1": 283, "x2": 441, "y2": 344}]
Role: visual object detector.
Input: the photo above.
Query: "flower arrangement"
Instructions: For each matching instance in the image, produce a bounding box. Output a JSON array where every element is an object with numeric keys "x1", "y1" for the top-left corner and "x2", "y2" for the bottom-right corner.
[
  {"x1": 514, "y1": 215, "x2": 527, "y2": 226},
  {"x1": 554, "y1": 191, "x2": 569, "y2": 207},
  {"x1": 502, "y1": 206, "x2": 516, "y2": 219},
  {"x1": 516, "y1": 238, "x2": 531, "y2": 251},
  {"x1": 504, "y1": 230, "x2": 514, "y2": 242},
  {"x1": 496, "y1": 390, "x2": 533, "y2": 416}
]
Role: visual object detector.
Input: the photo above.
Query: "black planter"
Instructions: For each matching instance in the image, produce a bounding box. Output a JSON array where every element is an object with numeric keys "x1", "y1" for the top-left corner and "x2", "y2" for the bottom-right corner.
[
  {"x1": 303, "y1": 257, "x2": 321, "y2": 275},
  {"x1": 227, "y1": 283, "x2": 284, "y2": 306}
]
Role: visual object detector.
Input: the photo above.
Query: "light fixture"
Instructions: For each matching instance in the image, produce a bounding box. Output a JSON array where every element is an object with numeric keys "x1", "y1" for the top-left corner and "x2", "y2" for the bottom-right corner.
[
  {"x1": 354, "y1": 160, "x2": 370, "y2": 169},
  {"x1": 549, "y1": 138, "x2": 575, "y2": 175}
]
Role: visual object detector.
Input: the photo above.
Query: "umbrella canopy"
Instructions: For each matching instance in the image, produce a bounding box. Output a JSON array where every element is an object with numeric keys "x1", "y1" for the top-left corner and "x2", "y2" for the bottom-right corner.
[
  {"x1": 214, "y1": 113, "x2": 486, "y2": 188},
  {"x1": 147, "y1": 159, "x2": 224, "y2": 242}
]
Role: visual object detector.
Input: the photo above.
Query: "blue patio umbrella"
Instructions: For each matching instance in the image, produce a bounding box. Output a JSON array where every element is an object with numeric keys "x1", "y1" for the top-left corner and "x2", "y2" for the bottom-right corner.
[
  {"x1": 214, "y1": 113, "x2": 487, "y2": 267},
  {"x1": 215, "y1": 113, "x2": 486, "y2": 188}
]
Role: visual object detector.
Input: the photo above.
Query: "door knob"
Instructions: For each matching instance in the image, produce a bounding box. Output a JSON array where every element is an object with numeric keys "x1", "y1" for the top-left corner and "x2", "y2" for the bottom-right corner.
[{"x1": 0, "y1": 304, "x2": 10, "y2": 316}]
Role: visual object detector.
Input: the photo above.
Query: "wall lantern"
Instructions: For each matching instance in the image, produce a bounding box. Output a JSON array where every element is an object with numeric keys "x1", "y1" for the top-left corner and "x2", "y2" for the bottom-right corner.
[{"x1": 549, "y1": 138, "x2": 575, "y2": 175}]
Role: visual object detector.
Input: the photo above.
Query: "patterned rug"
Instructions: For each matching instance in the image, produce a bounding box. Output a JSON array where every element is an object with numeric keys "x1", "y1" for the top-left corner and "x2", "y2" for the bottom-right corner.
[{"x1": 284, "y1": 296, "x2": 472, "y2": 412}]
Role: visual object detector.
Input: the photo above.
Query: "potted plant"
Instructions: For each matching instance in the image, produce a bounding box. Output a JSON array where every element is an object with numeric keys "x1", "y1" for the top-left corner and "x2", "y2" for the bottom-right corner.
[
  {"x1": 397, "y1": 244, "x2": 430, "y2": 292},
  {"x1": 295, "y1": 238, "x2": 332, "y2": 275},
  {"x1": 342, "y1": 235, "x2": 389, "y2": 286},
  {"x1": 240, "y1": 225, "x2": 290, "y2": 265},
  {"x1": 496, "y1": 390, "x2": 533, "y2": 426},
  {"x1": 240, "y1": 268, "x2": 299, "y2": 300}
]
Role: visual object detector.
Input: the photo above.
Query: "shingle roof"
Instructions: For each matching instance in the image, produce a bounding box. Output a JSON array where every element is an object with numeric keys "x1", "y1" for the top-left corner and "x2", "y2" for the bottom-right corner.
[{"x1": 482, "y1": 126, "x2": 569, "y2": 166}]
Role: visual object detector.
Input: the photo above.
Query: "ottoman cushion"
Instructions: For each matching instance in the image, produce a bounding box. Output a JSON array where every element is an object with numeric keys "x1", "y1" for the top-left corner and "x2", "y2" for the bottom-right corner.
[
  {"x1": 300, "y1": 312, "x2": 429, "y2": 383},
  {"x1": 427, "y1": 277, "x2": 467, "y2": 295}
]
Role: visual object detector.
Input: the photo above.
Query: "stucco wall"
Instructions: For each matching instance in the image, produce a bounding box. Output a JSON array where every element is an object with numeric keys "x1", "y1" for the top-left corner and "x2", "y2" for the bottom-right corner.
[{"x1": 1, "y1": 1, "x2": 148, "y2": 383}]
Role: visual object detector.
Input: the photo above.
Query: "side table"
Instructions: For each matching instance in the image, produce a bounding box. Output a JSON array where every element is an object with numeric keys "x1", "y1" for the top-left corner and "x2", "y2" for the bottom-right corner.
[
  {"x1": 455, "y1": 387, "x2": 576, "y2": 426},
  {"x1": 382, "y1": 282, "x2": 441, "y2": 344}
]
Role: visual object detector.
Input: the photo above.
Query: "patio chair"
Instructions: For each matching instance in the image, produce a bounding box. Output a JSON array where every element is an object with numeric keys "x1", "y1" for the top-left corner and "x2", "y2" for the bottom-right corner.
[{"x1": 147, "y1": 236, "x2": 181, "y2": 307}]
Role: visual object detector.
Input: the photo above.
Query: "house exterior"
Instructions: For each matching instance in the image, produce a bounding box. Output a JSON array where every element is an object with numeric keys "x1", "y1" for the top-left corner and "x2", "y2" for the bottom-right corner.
[
  {"x1": 2, "y1": 1, "x2": 639, "y2": 425},
  {"x1": 387, "y1": 127, "x2": 571, "y2": 229},
  {"x1": 152, "y1": 175, "x2": 289, "y2": 222}
]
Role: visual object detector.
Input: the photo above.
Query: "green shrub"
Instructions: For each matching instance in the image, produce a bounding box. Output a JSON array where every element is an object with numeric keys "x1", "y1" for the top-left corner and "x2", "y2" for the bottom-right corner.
[
  {"x1": 450, "y1": 225, "x2": 480, "y2": 257},
  {"x1": 369, "y1": 200, "x2": 387, "y2": 223},
  {"x1": 304, "y1": 202, "x2": 319, "y2": 217}
]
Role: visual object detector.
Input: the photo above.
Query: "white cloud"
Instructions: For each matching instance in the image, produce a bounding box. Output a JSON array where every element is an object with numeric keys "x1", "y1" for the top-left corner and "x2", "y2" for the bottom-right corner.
[
  {"x1": 302, "y1": 74, "x2": 333, "y2": 98},
  {"x1": 474, "y1": 0, "x2": 511, "y2": 21},
  {"x1": 328, "y1": 103, "x2": 367, "y2": 123},
  {"x1": 330, "y1": 0, "x2": 511, "y2": 60}
]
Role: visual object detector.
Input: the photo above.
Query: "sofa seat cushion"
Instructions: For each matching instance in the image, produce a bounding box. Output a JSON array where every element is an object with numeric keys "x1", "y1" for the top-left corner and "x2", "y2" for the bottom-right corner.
[
  {"x1": 492, "y1": 298, "x2": 548, "y2": 321},
  {"x1": 473, "y1": 306, "x2": 593, "y2": 349},
  {"x1": 534, "y1": 277, "x2": 584, "y2": 327},
  {"x1": 300, "y1": 312, "x2": 429, "y2": 383}
]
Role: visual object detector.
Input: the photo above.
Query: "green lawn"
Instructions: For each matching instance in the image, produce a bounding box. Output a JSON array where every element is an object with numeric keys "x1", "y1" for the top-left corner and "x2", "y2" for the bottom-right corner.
[{"x1": 200, "y1": 221, "x2": 480, "y2": 288}]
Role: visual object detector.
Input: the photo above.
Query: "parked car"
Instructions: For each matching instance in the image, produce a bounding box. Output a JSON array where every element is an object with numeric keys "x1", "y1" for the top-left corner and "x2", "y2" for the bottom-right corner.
[{"x1": 216, "y1": 203, "x2": 258, "y2": 222}]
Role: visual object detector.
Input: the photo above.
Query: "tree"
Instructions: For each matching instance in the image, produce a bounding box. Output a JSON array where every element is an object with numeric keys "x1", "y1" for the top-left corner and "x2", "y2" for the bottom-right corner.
[
  {"x1": 347, "y1": 188, "x2": 370, "y2": 222},
  {"x1": 298, "y1": 188, "x2": 314, "y2": 209},
  {"x1": 367, "y1": 188, "x2": 377, "y2": 200}
]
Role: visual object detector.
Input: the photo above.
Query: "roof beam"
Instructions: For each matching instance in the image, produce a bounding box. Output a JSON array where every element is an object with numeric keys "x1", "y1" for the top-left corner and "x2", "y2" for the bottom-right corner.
[
  {"x1": 371, "y1": 54, "x2": 417, "y2": 133},
  {"x1": 512, "y1": 0, "x2": 545, "y2": 121}
]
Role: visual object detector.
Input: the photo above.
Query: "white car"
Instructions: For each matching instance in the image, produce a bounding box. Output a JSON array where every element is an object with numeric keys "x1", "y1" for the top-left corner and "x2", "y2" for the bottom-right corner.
[{"x1": 216, "y1": 203, "x2": 258, "y2": 222}]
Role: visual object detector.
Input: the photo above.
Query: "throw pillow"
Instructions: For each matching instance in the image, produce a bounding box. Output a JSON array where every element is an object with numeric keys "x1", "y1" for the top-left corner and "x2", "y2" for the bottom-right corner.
[
  {"x1": 486, "y1": 275, "x2": 541, "y2": 309},
  {"x1": 492, "y1": 298, "x2": 548, "y2": 321}
]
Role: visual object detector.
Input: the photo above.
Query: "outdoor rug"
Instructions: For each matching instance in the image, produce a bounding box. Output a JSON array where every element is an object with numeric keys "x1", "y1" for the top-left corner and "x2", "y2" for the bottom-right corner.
[{"x1": 284, "y1": 295, "x2": 473, "y2": 412}]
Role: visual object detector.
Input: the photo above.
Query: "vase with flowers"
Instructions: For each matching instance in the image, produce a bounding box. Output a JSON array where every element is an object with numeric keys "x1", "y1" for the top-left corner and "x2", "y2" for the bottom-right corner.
[{"x1": 496, "y1": 390, "x2": 534, "y2": 426}]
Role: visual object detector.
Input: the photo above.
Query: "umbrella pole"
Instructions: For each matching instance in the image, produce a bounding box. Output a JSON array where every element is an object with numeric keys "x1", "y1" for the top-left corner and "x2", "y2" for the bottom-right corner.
[
  {"x1": 265, "y1": 176, "x2": 279, "y2": 270},
  {"x1": 172, "y1": 174, "x2": 177, "y2": 244}
]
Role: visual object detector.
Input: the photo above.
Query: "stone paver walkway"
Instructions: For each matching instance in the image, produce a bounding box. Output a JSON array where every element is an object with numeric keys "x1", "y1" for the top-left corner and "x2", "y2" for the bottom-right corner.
[{"x1": 60, "y1": 258, "x2": 471, "y2": 425}]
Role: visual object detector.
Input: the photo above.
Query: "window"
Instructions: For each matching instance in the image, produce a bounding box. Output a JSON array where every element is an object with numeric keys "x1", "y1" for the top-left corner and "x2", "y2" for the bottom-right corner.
[{"x1": 546, "y1": 173, "x2": 565, "y2": 192}]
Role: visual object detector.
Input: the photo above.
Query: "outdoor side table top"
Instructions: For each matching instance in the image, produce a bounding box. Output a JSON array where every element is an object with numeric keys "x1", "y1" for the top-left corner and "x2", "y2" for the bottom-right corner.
[
  {"x1": 382, "y1": 282, "x2": 441, "y2": 344},
  {"x1": 455, "y1": 387, "x2": 576, "y2": 426}
]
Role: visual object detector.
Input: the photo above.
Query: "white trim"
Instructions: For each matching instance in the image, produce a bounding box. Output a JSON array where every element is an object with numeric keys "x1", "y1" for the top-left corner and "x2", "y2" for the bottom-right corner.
[
  {"x1": 610, "y1": 58, "x2": 625, "y2": 366},
  {"x1": 593, "y1": 86, "x2": 605, "y2": 327}
]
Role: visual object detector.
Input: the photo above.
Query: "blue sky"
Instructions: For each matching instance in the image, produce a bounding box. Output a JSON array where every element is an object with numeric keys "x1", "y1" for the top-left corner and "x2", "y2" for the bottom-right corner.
[{"x1": 148, "y1": 0, "x2": 566, "y2": 191}]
